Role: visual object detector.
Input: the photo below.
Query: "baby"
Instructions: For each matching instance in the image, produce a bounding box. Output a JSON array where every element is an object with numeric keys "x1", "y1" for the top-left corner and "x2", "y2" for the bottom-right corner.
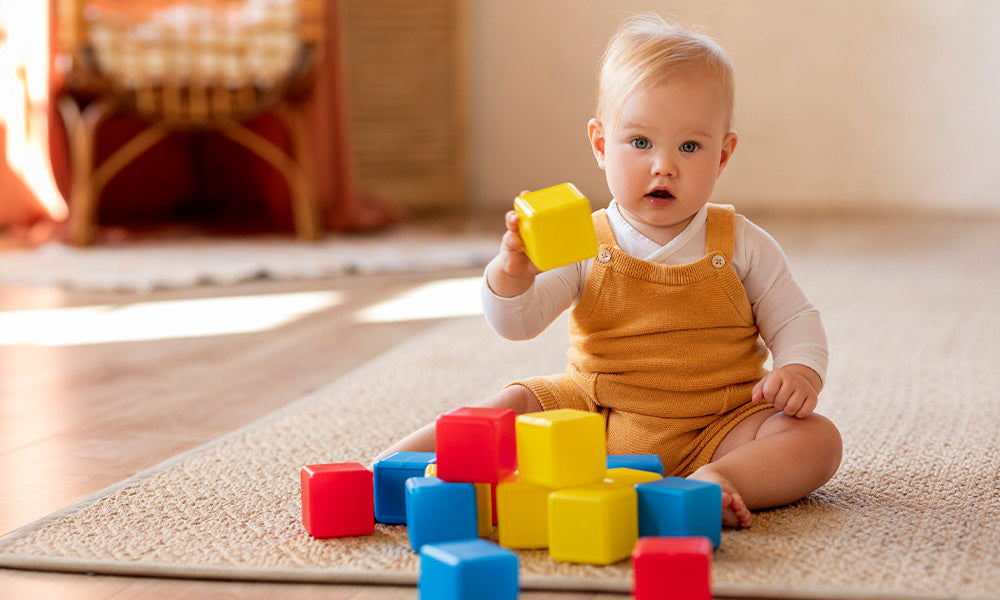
[{"x1": 377, "y1": 13, "x2": 842, "y2": 528}]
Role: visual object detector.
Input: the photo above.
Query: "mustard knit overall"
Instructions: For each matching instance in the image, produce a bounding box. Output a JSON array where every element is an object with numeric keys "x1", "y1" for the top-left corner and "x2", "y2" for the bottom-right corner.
[{"x1": 512, "y1": 203, "x2": 772, "y2": 477}]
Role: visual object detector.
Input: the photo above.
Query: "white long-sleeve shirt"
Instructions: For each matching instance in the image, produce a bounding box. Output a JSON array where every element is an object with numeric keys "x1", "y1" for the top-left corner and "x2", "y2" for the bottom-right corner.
[{"x1": 481, "y1": 201, "x2": 829, "y2": 383}]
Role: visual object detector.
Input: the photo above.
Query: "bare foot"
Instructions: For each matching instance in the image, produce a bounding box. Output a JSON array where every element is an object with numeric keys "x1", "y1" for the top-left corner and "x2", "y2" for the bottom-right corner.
[{"x1": 689, "y1": 466, "x2": 752, "y2": 529}]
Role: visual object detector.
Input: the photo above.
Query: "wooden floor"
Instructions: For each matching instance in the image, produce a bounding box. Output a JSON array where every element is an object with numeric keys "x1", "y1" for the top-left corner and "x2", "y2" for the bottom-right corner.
[{"x1": 0, "y1": 243, "x2": 630, "y2": 598}]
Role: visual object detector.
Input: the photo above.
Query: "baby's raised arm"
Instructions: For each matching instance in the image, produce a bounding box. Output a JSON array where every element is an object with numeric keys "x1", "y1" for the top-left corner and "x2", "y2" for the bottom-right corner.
[{"x1": 481, "y1": 206, "x2": 584, "y2": 341}]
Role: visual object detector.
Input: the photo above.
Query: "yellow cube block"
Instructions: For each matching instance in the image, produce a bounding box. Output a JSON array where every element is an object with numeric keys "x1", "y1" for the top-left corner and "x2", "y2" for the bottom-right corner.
[
  {"x1": 548, "y1": 482, "x2": 638, "y2": 565},
  {"x1": 495, "y1": 476, "x2": 551, "y2": 549},
  {"x1": 515, "y1": 409, "x2": 606, "y2": 489},
  {"x1": 604, "y1": 467, "x2": 662, "y2": 487},
  {"x1": 514, "y1": 183, "x2": 598, "y2": 271}
]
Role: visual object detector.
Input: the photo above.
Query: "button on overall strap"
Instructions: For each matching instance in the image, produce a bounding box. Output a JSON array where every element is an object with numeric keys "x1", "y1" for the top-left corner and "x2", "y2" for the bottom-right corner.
[{"x1": 705, "y1": 203, "x2": 736, "y2": 266}]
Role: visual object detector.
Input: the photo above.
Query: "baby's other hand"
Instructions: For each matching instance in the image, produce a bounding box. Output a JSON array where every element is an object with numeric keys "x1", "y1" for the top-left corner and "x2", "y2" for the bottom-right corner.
[{"x1": 751, "y1": 365, "x2": 821, "y2": 419}]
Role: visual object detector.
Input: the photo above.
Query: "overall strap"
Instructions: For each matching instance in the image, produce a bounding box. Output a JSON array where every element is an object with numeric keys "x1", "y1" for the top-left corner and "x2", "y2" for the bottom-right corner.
[
  {"x1": 705, "y1": 204, "x2": 736, "y2": 262},
  {"x1": 593, "y1": 209, "x2": 618, "y2": 246}
]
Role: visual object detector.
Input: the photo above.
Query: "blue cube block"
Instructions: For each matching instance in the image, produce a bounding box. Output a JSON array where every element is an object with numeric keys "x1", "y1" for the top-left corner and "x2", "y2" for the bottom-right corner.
[
  {"x1": 405, "y1": 477, "x2": 478, "y2": 551},
  {"x1": 419, "y1": 539, "x2": 519, "y2": 600},
  {"x1": 606, "y1": 454, "x2": 664, "y2": 475},
  {"x1": 635, "y1": 477, "x2": 723, "y2": 549},
  {"x1": 373, "y1": 451, "x2": 436, "y2": 524}
]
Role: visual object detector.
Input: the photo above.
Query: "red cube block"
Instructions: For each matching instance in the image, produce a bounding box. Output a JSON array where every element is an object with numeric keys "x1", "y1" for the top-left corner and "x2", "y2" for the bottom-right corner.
[
  {"x1": 300, "y1": 463, "x2": 374, "y2": 538},
  {"x1": 435, "y1": 407, "x2": 517, "y2": 484},
  {"x1": 632, "y1": 537, "x2": 712, "y2": 600}
]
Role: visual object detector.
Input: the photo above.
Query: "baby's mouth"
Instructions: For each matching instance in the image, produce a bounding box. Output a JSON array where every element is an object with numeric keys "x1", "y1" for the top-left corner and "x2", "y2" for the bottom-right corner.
[{"x1": 645, "y1": 188, "x2": 675, "y2": 205}]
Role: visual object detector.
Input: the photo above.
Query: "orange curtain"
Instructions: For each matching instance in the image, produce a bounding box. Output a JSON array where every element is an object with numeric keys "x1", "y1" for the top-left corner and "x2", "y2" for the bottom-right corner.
[{"x1": 0, "y1": 0, "x2": 67, "y2": 236}]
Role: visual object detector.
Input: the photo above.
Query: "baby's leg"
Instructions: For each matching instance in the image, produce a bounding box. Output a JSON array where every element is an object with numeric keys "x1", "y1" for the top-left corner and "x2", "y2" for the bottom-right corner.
[
  {"x1": 371, "y1": 385, "x2": 542, "y2": 463},
  {"x1": 690, "y1": 408, "x2": 842, "y2": 528}
]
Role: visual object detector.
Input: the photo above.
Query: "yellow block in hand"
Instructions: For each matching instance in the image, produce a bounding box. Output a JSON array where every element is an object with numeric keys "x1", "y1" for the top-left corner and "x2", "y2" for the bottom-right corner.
[
  {"x1": 514, "y1": 183, "x2": 598, "y2": 271},
  {"x1": 548, "y1": 482, "x2": 638, "y2": 565},
  {"x1": 515, "y1": 409, "x2": 606, "y2": 489}
]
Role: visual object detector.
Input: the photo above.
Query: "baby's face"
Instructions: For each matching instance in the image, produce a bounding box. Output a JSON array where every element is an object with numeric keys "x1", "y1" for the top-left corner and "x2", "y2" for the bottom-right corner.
[{"x1": 592, "y1": 75, "x2": 736, "y2": 244}]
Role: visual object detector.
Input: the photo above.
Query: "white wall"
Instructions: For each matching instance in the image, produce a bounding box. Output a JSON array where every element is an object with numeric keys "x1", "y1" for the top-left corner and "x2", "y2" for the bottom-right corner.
[{"x1": 468, "y1": 1, "x2": 1000, "y2": 214}]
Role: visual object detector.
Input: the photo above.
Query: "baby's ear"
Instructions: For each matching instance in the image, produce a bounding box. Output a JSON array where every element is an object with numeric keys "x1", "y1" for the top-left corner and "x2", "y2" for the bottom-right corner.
[
  {"x1": 717, "y1": 131, "x2": 738, "y2": 176},
  {"x1": 587, "y1": 118, "x2": 607, "y2": 169}
]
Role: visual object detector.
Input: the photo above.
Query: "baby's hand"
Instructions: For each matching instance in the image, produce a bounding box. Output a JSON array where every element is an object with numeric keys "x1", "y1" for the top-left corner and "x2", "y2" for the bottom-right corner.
[
  {"x1": 751, "y1": 365, "x2": 822, "y2": 419},
  {"x1": 498, "y1": 209, "x2": 541, "y2": 280},
  {"x1": 485, "y1": 208, "x2": 541, "y2": 299}
]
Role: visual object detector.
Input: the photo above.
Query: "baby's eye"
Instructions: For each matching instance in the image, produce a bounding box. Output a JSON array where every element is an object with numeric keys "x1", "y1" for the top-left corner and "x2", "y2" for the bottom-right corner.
[
  {"x1": 680, "y1": 141, "x2": 700, "y2": 153},
  {"x1": 630, "y1": 137, "x2": 651, "y2": 150}
]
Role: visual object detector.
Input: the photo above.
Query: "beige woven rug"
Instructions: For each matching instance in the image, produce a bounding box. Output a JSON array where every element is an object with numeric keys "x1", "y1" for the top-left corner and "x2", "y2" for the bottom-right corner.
[
  {"x1": 0, "y1": 227, "x2": 497, "y2": 292},
  {"x1": 2, "y1": 216, "x2": 999, "y2": 599}
]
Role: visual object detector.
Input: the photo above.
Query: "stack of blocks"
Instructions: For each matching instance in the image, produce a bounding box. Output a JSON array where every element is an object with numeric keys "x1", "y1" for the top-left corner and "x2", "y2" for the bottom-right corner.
[
  {"x1": 299, "y1": 407, "x2": 721, "y2": 598},
  {"x1": 508, "y1": 408, "x2": 638, "y2": 564}
]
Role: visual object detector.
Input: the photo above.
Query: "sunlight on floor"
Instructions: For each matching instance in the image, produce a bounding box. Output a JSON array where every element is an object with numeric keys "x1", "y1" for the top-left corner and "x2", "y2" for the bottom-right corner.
[
  {"x1": 355, "y1": 276, "x2": 483, "y2": 323},
  {"x1": 0, "y1": 291, "x2": 343, "y2": 346}
]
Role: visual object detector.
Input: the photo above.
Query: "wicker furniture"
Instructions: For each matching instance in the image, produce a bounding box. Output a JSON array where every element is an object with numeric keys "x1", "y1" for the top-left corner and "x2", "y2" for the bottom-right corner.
[{"x1": 56, "y1": 0, "x2": 324, "y2": 245}]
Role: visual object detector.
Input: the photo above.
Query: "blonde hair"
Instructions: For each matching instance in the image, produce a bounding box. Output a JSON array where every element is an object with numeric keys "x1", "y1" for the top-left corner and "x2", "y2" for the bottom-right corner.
[{"x1": 596, "y1": 13, "x2": 735, "y2": 130}]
